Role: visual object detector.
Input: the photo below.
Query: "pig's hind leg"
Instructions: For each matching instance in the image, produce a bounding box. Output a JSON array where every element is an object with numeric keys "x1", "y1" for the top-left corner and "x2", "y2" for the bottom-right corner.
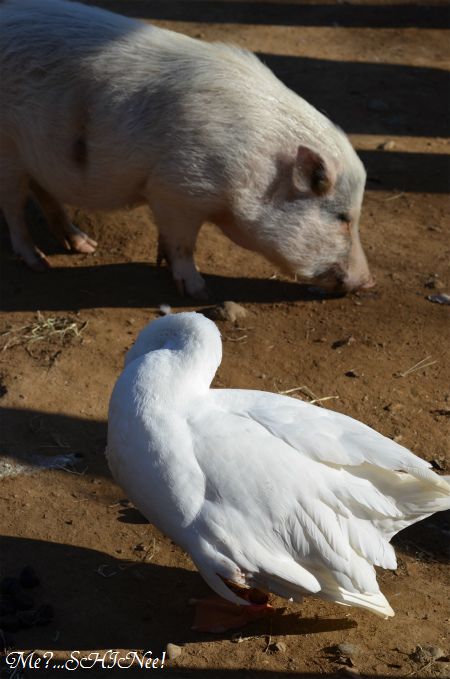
[
  {"x1": 152, "y1": 203, "x2": 207, "y2": 299},
  {"x1": 30, "y1": 181, "x2": 97, "y2": 255},
  {"x1": 0, "y1": 151, "x2": 50, "y2": 271}
]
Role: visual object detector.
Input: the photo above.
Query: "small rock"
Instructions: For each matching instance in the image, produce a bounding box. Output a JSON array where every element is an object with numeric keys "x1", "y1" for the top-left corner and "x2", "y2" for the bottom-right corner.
[
  {"x1": 19, "y1": 566, "x2": 40, "y2": 589},
  {"x1": 166, "y1": 643, "x2": 182, "y2": 660},
  {"x1": 427, "y1": 293, "x2": 450, "y2": 305},
  {"x1": 159, "y1": 304, "x2": 172, "y2": 316},
  {"x1": 332, "y1": 335, "x2": 356, "y2": 350},
  {"x1": 424, "y1": 274, "x2": 444, "y2": 290},
  {"x1": 345, "y1": 370, "x2": 360, "y2": 378},
  {"x1": 422, "y1": 645, "x2": 446, "y2": 660},
  {"x1": 273, "y1": 641, "x2": 286, "y2": 653},
  {"x1": 377, "y1": 140, "x2": 396, "y2": 150},
  {"x1": 207, "y1": 301, "x2": 248, "y2": 323},
  {"x1": 336, "y1": 643, "x2": 362, "y2": 659},
  {"x1": 410, "y1": 644, "x2": 446, "y2": 663},
  {"x1": 384, "y1": 402, "x2": 403, "y2": 414}
]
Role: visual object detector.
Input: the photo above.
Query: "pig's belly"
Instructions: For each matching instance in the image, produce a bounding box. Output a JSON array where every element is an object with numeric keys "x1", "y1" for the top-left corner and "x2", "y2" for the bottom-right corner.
[
  {"x1": 15, "y1": 125, "x2": 147, "y2": 211},
  {"x1": 40, "y1": 172, "x2": 145, "y2": 211}
]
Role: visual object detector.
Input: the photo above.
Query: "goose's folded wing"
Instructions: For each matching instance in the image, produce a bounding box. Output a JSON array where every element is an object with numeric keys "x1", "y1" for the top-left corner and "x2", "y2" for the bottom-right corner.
[
  {"x1": 190, "y1": 406, "x2": 398, "y2": 615},
  {"x1": 223, "y1": 389, "x2": 447, "y2": 487}
]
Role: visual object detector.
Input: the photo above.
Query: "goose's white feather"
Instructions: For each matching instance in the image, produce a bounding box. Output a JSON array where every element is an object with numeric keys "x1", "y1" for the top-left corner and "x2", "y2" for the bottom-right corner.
[{"x1": 107, "y1": 312, "x2": 450, "y2": 618}]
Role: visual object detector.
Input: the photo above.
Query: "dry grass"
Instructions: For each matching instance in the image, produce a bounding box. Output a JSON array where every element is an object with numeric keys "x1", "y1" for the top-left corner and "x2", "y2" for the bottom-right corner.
[
  {"x1": 278, "y1": 385, "x2": 339, "y2": 406},
  {"x1": 0, "y1": 311, "x2": 87, "y2": 366}
]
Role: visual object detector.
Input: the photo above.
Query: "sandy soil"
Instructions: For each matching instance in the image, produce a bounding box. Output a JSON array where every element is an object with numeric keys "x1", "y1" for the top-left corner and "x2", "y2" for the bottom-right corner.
[{"x1": 1, "y1": 1, "x2": 449, "y2": 677}]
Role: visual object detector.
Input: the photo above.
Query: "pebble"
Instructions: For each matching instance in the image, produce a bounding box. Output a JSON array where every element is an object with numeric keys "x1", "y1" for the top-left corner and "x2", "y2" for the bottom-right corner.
[
  {"x1": 422, "y1": 645, "x2": 446, "y2": 660},
  {"x1": 424, "y1": 274, "x2": 445, "y2": 290},
  {"x1": 272, "y1": 641, "x2": 286, "y2": 653},
  {"x1": 336, "y1": 643, "x2": 362, "y2": 659},
  {"x1": 166, "y1": 643, "x2": 182, "y2": 660},
  {"x1": 159, "y1": 304, "x2": 172, "y2": 316},
  {"x1": 208, "y1": 301, "x2": 248, "y2": 323},
  {"x1": 411, "y1": 644, "x2": 446, "y2": 663},
  {"x1": 384, "y1": 402, "x2": 403, "y2": 414},
  {"x1": 427, "y1": 293, "x2": 450, "y2": 305},
  {"x1": 332, "y1": 335, "x2": 355, "y2": 350},
  {"x1": 345, "y1": 370, "x2": 360, "y2": 378},
  {"x1": 377, "y1": 140, "x2": 396, "y2": 150}
]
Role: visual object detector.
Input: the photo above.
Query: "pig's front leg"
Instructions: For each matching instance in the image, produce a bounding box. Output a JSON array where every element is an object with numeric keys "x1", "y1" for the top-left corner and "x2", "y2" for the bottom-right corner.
[
  {"x1": 30, "y1": 181, "x2": 97, "y2": 254},
  {"x1": 152, "y1": 204, "x2": 207, "y2": 299}
]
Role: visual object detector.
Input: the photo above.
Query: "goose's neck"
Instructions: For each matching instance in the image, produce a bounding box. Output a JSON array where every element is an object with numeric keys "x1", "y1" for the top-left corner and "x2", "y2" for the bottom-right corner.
[{"x1": 135, "y1": 333, "x2": 221, "y2": 406}]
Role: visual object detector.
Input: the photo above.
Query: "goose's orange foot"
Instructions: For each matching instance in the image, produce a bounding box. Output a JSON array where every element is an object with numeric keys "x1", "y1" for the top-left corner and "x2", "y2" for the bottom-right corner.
[{"x1": 191, "y1": 596, "x2": 274, "y2": 633}]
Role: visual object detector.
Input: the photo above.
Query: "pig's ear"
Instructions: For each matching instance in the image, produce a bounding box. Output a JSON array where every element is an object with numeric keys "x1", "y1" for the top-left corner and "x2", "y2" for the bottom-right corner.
[{"x1": 293, "y1": 146, "x2": 336, "y2": 196}]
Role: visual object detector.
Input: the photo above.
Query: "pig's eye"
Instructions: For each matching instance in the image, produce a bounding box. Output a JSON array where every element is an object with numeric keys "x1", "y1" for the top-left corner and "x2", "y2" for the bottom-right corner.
[{"x1": 337, "y1": 213, "x2": 351, "y2": 224}]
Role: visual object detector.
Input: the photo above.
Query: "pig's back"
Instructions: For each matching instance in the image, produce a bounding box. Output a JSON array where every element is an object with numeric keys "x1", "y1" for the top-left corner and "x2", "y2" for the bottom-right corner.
[{"x1": 0, "y1": 0, "x2": 347, "y2": 209}]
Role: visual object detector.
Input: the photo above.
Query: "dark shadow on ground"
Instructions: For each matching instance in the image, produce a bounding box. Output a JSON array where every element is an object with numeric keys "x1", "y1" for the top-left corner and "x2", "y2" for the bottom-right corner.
[
  {"x1": 0, "y1": 407, "x2": 108, "y2": 478},
  {"x1": 258, "y1": 54, "x2": 450, "y2": 139},
  {"x1": 362, "y1": 150, "x2": 450, "y2": 194},
  {"x1": 2, "y1": 405, "x2": 449, "y2": 567},
  {"x1": 0, "y1": 255, "x2": 343, "y2": 313},
  {"x1": 393, "y1": 509, "x2": 450, "y2": 565},
  {"x1": 87, "y1": 0, "x2": 450, "y2": 30},
  {"x1": 1, "y1": 536, "x2": 356, "y2": 654}
]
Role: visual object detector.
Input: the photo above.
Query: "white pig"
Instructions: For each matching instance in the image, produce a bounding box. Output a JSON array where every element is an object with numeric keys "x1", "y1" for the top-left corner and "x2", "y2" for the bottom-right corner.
[{"x1": 0, "y1": 0, "x2": 373, "y2": 297}]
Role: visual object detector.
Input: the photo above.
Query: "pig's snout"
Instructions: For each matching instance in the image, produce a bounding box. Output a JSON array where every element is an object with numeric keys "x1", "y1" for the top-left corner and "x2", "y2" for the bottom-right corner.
[
  {"x1": 342, "y1": 232, "x2": 375, "y2": 292},
  {"x1": 342, "y1": 271, "x2": 376, "y2": 293},
  {"x1": 309, "y1": 267, "x2": 375, "y2": 294}
]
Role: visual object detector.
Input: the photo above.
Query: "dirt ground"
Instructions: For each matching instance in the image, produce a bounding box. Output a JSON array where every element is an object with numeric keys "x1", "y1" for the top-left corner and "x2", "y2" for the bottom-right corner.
[{"x1": 1, "y1": 1, "x2": 449, "y2": 677}]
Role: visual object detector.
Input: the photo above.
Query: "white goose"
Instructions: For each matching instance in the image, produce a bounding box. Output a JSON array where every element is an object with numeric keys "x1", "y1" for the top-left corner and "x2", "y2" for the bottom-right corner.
[{"x1": 107, "y1": 312, "x2": 450, "y2": 630}]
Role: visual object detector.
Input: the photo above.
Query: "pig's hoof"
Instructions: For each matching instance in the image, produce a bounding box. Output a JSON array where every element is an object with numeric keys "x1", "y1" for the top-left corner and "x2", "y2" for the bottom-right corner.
[
  {"x1": 15, "y1": 246, "x2": 50, "y2": 272},
  {"x1": 189, "y1": 285, "x2": 209, "y2": 301},
  {"x1": 67, "y1": 225, "x2": 97, "y2": 253},
  {"x1": 184, "y1": 278, "x2": 208, "y2": 300},
  {"x1": 174, "y1": 276, "x2": 208, "y2": 300}
]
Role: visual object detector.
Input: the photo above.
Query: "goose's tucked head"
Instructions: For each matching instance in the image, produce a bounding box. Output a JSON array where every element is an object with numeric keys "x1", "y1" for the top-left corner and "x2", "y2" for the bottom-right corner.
[{"x1": 125, "y1": 312, "x2": 222, "y2": 376}]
